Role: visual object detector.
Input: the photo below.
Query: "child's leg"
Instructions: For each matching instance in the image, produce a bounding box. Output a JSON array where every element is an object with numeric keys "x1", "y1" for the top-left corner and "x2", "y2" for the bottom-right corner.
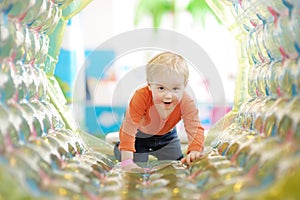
[
  {"x1": 113, "y1": 141, "x2": 121, "y2": 161},
  {"x1": 153, "y1": 137, "x2": 183, "y2": 160},
  {"x1": 133, "y1": 152, "x2": 149, "y2": 162},
  {"x1": 151, "y1": 129, "x2": 183, "y2": 161},
  {"x1": 113, "y1": 141, "x2": 149, "y2": 162}
]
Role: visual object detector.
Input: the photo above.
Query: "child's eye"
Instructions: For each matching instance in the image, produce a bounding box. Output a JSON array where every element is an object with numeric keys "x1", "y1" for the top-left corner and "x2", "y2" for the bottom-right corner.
[{"x1": 158, "y1": 87, "x2": 164, "y2": 91}]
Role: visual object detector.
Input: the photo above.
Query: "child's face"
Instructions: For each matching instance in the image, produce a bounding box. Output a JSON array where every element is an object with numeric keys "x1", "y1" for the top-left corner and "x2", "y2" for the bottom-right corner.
[{"x1": 148, "y1": 71, "x2": 186, "y2": 111}]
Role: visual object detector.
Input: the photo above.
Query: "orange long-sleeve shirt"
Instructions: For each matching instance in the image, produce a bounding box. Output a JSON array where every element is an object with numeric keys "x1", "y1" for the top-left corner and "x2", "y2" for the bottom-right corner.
[{"x1": 119, "y1": 86, "x2": 204, "y2": 154}]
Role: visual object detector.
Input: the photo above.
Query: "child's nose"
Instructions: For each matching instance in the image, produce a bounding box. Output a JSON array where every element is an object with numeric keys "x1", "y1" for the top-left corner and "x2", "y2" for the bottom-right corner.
[{"x1": 164, "y1": 90, "x2": 172, "y2": 98}]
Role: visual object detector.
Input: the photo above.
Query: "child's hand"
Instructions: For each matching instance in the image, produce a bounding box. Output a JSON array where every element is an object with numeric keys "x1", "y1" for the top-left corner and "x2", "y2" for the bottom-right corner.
[
  {"x1": 181, "y1": 150, "x2": 203, "y2": 165},
  {"x1": 121, "y1": 159, "x2": 145, "y2": 172}
]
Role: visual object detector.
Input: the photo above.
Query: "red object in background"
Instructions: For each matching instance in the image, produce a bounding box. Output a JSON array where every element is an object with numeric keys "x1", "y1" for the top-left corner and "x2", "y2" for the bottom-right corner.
[{"x1": 211, "y1": 106, "x2": 232, "y2": 124}]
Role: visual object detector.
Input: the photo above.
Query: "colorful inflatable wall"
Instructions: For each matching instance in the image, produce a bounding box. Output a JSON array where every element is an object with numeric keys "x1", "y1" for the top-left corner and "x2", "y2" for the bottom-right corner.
[{"x1": 0, "y1": 0, "x2": 299, "y2": 199}]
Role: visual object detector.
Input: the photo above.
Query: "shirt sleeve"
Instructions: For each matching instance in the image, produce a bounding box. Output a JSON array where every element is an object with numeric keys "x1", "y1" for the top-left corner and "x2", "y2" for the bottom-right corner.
[
  {"x1": 118, "y1": 88, "x2": 148, "y2": 152},
  {"x1": 181, "y1": 93, "x2": 205, "y2": 153}
]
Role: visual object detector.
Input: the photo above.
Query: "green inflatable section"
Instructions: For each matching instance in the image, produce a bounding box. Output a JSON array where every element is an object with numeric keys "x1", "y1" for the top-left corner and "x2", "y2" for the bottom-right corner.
[{"x1": 0, "y1": 0, "x2": 299, "y2": 199}]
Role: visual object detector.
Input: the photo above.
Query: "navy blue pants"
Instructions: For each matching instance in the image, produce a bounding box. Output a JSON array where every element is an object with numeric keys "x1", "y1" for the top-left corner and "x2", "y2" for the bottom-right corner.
[{"x1": 114, "y1": 128, "x2": 183, "y2": 162}]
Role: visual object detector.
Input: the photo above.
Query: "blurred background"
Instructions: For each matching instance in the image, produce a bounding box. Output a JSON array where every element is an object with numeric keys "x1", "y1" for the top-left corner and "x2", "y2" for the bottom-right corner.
[{"x1": 54, "y1": 0, "x2": 238, "y2": 138}]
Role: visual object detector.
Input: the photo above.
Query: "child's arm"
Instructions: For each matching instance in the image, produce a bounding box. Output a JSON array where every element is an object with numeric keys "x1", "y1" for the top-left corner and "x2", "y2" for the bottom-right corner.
[
  {"x1": 118, "y1": 87, "x2": 150, "y2": 171},
  {"x1": 180, "y1": 92, "x2": 205, "y2": 164},
  {"x1": 121, "y1": 150, "x2": 134, "y2": 161}
]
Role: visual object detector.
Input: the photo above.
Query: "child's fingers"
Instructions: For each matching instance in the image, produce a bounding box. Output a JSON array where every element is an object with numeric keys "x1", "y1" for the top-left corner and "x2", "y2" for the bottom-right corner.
[
  {"x1": 181, "y1": 157, "x2": 186, "y2": 164},
  {"x1": 183, "y1": 155, "x2": 192, "y2": 165},
  {"x1": 181, "y1": 152, "x2": 203, "y2": 165}
]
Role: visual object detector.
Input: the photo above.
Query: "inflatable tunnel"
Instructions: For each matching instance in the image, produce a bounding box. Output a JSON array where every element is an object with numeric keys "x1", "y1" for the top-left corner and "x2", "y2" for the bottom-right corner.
[{"x1": 0, "y1": 0, "x2": 299, "y2": 199}]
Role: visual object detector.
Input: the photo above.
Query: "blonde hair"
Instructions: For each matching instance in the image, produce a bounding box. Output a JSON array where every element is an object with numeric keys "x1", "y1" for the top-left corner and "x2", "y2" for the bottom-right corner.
[{"x1": 146, "y1": 52, "x2": 189, "y2": 85}]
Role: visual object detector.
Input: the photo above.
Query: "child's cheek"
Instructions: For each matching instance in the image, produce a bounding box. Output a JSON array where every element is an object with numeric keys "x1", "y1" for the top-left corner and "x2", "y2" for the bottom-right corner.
[
  {"x1": 152, "y1": 95, "x2": 161, "y2": 103},
  {"x1": 174, "y1": 94, "x2": 183, "y2": 102}
]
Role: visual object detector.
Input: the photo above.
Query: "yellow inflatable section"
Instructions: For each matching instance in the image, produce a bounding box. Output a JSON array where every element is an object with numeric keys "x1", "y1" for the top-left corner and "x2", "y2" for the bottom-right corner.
[{"x1": 0, "y1": 0, "x2": 299, "y2": 199}]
